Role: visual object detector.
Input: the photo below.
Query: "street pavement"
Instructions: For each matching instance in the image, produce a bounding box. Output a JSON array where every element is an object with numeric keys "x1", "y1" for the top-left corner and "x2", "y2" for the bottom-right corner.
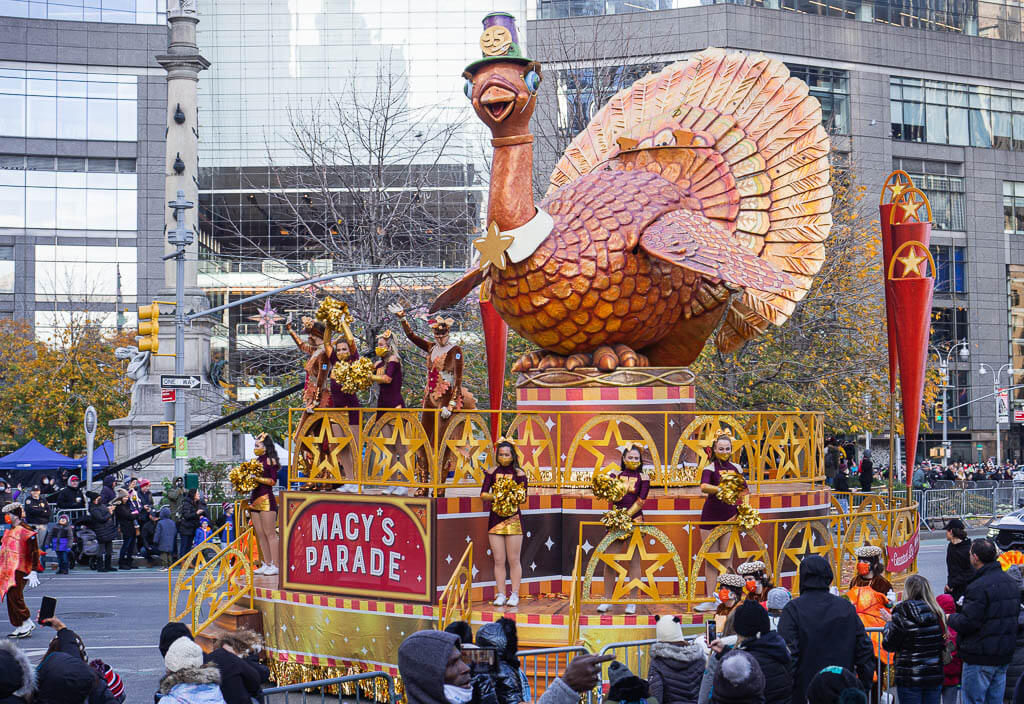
[{"x1": 12, "y1": 564, "x2": 169, "y2": 699}]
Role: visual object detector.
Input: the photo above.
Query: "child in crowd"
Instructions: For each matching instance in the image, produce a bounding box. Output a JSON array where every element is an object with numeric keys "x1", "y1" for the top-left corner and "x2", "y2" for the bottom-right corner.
[
  {"x1": 766, "y1": 587, "x2": 791, "y2": 631},
  {"x1": 647, "y1": 615, "x2": 706, "y2": 704},
  {"x1": 49, "y1": 514, "x2": 74, "y2": 574},
  {"x1": 192, "y1": 516, "x2": 216, "y2": 559},
  {"x1": 154, "y1": 507, "x2": 178, "y2": 571}
]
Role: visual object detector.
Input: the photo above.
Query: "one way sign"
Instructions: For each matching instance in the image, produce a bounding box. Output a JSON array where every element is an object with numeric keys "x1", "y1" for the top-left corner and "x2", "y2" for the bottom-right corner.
[{"x1": 160, "y1": 375, "x2": 202, "y2": 390}]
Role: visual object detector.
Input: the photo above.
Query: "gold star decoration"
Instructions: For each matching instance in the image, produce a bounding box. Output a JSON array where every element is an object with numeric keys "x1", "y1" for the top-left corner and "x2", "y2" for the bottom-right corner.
[
  {"x1": 299, "y1": 416, "x2": 351, "y2": 482},
  {"x1": 473, "y1": 221, "x2": 514, "y2": 271},
  {"x1": 899, "y1": 199, "x2": 925, "y2": 223},
  {"x1": 884, "y1": 170, "x2": 913, "y2": 204},
  {"x1": 368, "y1": 415, "x2": 428, "y2": 483},
  {"x1": 444, "y1": 418, "x2": 491, "y2": 484},
  {"x1": 597, "y1": 530, "x2": 674, "y2": 601},
  {"x1": 896, "y1": 246, "x2": 927, "y2": 277}
]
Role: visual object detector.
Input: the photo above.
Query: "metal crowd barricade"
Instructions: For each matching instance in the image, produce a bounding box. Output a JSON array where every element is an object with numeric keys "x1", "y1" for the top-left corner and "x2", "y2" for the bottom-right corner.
[
  {"x1": 259, "y1": 671, "x2": 397, "y2": 704},
  {"x1": 922, "y1": 488, "x2": 964, "y2": 523},
  {"x1": 518, "y1": 646, "x2": 590, "y2": 703},
  {"x1": 597, "y1": 639, "x2": 658, "y2": 686},
  {"x1": 963, "y1": 487, "x2": 996, "y2": 517},
  {"x1": 994, "y1": 485, "x2": 1017, "y2": 516}
]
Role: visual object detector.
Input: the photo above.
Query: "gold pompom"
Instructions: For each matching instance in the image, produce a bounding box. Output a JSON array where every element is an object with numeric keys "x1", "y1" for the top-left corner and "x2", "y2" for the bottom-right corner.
[
  {"x1": 330, "y1": 357, "x2": 375, "y2": 394},
  {"x1": 229, "y1": 459, "x2": 263, "y2": 493},
  {"x1": 715, "y1": 471, "x2": 746, "y2": 507},
  {"x1": 737, "y1": 498, "x2": 761, "y2": 530},
  {"x1": 315, "y1": 296, "x2": 352, "y2": 330},
  {"x1": 491, "y1": 475, "x2": 526, "y2": 517},
  {"x1": 591, "y1": 471, "x2": 627, "y2": 502},
  {"x1": 601, "y1": 507, "x2": 634, "y2": 533}
]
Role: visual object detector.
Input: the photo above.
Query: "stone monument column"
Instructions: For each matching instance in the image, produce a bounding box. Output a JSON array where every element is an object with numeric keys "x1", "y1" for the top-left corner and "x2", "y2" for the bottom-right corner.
[{"x1": 110, "y1": 0, "x2": 239, "y2": 481}]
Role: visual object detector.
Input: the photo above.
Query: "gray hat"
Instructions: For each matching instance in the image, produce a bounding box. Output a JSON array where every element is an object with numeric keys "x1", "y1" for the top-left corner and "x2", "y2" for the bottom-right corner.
[{"x1": 766, "y1": 587, "x2": 792, "y2": 610}]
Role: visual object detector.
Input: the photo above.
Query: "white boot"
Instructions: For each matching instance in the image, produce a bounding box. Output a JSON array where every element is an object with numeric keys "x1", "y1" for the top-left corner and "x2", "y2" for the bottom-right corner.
[
  {"x1": 624, "y1": 603, "x2": 636, "y2": 615},
  {"x1": 493, "y1": 593, "x2": 507, "y2": 606},
  {"x1": 263, "y1": 564, "x2": 279, "y2": 576},
  {"x1": 596, "y1": 603, "x2": 611, "y2": 613},
  {"x1": 391, "y1": 486, "x2": 409, "y2": 496},
  {"x1": 507, "y1": 593, "x2": 520, "y2": 607},
  {"x1": 10, "y1": 619, "x2": 34, "y2": 638}
]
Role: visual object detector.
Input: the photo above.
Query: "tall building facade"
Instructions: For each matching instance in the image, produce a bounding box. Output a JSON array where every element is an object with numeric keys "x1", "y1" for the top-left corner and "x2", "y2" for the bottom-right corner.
[
  {"x1": 194, "y1": 1, "x2": 525, "y2": 398},
  {"x1": 0, "y1": 1, "x2": 169, "y2": 337},
  {"x1": 528, "y1": 0, "x2": 1024, "y2": 463}
]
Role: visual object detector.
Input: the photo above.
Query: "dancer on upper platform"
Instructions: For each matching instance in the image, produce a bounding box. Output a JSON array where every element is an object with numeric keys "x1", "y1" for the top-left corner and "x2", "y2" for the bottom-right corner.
[
  {"x1": 596, "y1": 444, "x2": 650, "y2": 615},
  {"x1": 391, "y1": 306, "x2": 476, "y2": 495},
  {"x1": 481, "y1": 439, "x2": 528, "y2": 608},
  {"x1": 250, "y1": 434, "x2": 280, "y2": 576},
  {"x1": 369, "y1": 329, "x2": 404, "y2": 413},
  {"x1": 697, "y1": 434, "x2": 747, "y2": 611}
]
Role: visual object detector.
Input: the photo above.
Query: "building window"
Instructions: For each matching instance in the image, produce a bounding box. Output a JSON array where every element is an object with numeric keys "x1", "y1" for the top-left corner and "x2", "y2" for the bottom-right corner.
[
  {"x1": 892, "y1": 159, "x2": 966, "y2": 231},
  {"x1": 555, "y1": 63, "x2": 667, "y2": 139},
  {"x1": 1006, "y1": 182, "x2": 1024, "y2": 234},
  {"x1": 931, "y1": 306, "x2": 968, "y2": 345},
  {"x1": 34, "y1": 245, "x2": 136, "y2": 304},
  {"x1": 0, "y1": 0, "x2": 165, "y2": 24},
  {"x1": 0, "y1": 245, "x2": 13, "y2": 293},
  {"x1": 786, "y1": 64, "x2": 850, "y2": 134},
  {"x1": 930, "y1": 245, "x2": 967, "y2": 294},
  {"x1": 0, "y1": 69, "x2": 137, "y2": 142},
  {"x1": 0, "y1": 162, "x2": 137, "y2": 231},
  {"x1": 947, "y1": 369, "x2": 971, "y2": 428},
  {"x1": 891, "y1": 76, "x2": 1024, "y2": 151},
  {"x1": 1009, "y1": 266, "x2": 1024, "y2": 406}
]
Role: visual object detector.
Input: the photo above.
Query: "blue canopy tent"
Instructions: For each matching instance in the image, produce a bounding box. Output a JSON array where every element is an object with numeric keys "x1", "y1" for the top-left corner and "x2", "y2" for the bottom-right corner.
[
  {"x1": 0, "y1": 439, "x2": 82, "y2": 487},
  {"x1": 77, "y1": 440, "x2": 114, "y2": 482}
]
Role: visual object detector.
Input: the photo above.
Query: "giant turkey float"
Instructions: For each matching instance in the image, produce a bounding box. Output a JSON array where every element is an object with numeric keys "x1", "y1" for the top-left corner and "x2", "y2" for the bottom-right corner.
[{"x1": 168, "y1": 13, "x2": 927, "y2": 690}]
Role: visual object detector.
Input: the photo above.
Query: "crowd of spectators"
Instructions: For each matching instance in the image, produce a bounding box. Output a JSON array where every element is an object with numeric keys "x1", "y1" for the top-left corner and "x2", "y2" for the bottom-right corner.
[{"x1": 0, "y1": 472, "x2": 231, "y2": 573}]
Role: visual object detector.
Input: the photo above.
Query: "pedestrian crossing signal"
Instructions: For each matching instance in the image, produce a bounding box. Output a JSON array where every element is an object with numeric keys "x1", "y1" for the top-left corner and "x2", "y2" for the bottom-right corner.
[{"x1": 151, "y1": 422, "x2": 174, "y2": 448}]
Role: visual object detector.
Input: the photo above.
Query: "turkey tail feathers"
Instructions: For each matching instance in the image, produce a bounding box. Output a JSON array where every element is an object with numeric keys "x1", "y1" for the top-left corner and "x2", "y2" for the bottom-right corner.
[{"x1": 548, "y1": 49, "x2": 832, "y2": 353}]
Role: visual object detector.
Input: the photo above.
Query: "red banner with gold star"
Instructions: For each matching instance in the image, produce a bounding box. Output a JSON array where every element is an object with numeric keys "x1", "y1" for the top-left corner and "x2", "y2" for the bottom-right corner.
[{"x1": 885, "y1": 187, "x2": 934, "y2": 477}]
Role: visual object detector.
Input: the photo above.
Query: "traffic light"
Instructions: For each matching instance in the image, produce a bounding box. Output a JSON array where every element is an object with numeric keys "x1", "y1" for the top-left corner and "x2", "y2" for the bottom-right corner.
[
  {"x1": 934, "y1": 400, "x2": 944, "y2": 423},
  {"x1": 137, "y1": 302, "x2": 160, "y2": 353},
  {"x1": 151, "y1": 422, "x2": 174, "y2": 448}
]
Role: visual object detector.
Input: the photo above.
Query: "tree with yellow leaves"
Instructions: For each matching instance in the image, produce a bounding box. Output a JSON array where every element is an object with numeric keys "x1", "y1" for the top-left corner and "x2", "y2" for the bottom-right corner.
[
  {"x1": 0, "y1": 317, "x2": 132, "y2": 457},
  {"x1": 692, "y1": 163, "x2": 937, "y2": 436}
]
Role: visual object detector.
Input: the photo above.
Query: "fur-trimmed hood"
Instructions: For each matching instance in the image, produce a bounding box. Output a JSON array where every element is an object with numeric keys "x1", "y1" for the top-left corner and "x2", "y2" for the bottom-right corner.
[
  {"x1": 650, "y1": 639, "x2": 707, "y2": 665},
  {"x1": 0, "y1": 640, "x2": 35, "y2": 699},
  {"x1": 159, "y1": 663, "x2": 221, "y2": 693}
]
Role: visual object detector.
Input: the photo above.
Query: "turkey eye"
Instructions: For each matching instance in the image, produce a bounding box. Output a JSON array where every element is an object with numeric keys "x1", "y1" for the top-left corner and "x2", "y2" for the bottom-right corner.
[
  {"x1": 524, "y1": 70, "x2": 540, "y2": 94},
  {"x1": 463, "y1": 79, "x2": 473, "y2": 100}
]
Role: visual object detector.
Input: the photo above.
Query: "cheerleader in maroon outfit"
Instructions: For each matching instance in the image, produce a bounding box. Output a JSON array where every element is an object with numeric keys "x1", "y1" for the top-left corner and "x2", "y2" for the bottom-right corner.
[
  {"x1": 250, "y1": 434, "x2": 280, "y2": 576},
  {"x1": 696, "y1": 434, "x2": 747, "y2": 610},
  {"x1": 480, "y1": 440, "x2": 528, "y2": 607},
  {"x1": 596, "y1": 444, "x2": 650, "y2": 615}
]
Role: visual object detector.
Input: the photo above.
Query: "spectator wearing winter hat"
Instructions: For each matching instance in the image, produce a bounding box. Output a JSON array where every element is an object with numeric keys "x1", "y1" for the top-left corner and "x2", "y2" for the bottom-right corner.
[
  {"x1": 606, "y1": 661, "x2": 654, "y2": 704},
  {"x1": 23, "y1": 485, "x2": 51, "y2": 555},
  {"x1": 0, "y1": 640, "x2": 35, "y2": 703},
  {"x1": 215, "y1": 502, "x2": 236, "y2": 544},
  {"x1": 647, "y1": 615, "x2": 706, "y2": 704},
  {"x1": 805, "y1": 666, "x2": 867, "y2": 704},
  {"x1": 87, "y1": 491, "x2": 117, "y2": 572},
  {"x1": 49, "y1": 514, "x2": 74, "y2": 574},
  {"x1": 192, "y1": 516, "x2": 216, "y2": 559},
  {"x1": 766, "y1": 587, "x2": 791, "y2": 631},
  {"x1": 160, "y1": 636, "x2": 226, "y2": 704},
  {"x1": 53, "y1": 475, "x2": 85, "y2": 511},
  {"x1": 137, "y1": 479, "x2": 154, "y2": 516},
  {"x1": 89, "y1": 660, "x2": 124, "y2": 703},
  {"x1": 35, "y1": 616, "x2": 119, "y2": 704},
  {"x1": 711, "y1": 649, "x2": 765, "y2": 704},
  {"x1": 732, "y1": 600, "x2": 792, "y2": 704}
]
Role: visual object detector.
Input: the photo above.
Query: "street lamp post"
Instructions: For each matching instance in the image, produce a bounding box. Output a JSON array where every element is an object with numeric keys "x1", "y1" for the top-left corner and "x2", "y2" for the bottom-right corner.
[
  {"x1": 979, "y1": 363, "x2": 1015, "y2": 466},
  {"x1": 937, "y1": 340, "x2": 969, "y2": 468},
  {"x1": 167, "y1": 190, "x2": 193, "y2": 479}
]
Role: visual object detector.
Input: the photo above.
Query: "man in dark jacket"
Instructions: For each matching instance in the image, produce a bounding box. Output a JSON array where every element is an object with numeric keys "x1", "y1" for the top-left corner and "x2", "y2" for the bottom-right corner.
[
  {"x1": 35, "y1": 617, "x2": 118, "y2": 704},
  {"x1": 777, "y1": 555, "x2": 875, "y2": 704},
  {"x1": 858, "y1": 449, "x2": 874, "y2": 492},
  {"x1": 948, "y1": 539, "x2": 1019, "y2": 704},
  {"x1": 22, "y1": 486, "x2": 51, "y2": 558},
  {"x1": 207, "y1": 632, "x2": 268, "y2": 704},
  {"x1": 53, "y1": 475, "x2": 86, "y2": 511},
  {"x1": 398, "y1": 630, "x2": 473, "y2": 704},
  {"x1": 98, "y1": 475, "x2": 116, "y2": 506},
  {"x1": 733, "y1": 600, "x2": 793, "y2": 704}
]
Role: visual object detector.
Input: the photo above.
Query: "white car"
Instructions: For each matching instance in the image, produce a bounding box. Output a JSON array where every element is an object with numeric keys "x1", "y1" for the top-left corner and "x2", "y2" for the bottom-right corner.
[{"x1": 989, "y1": 508, "x2": 1024, "y2": 551}]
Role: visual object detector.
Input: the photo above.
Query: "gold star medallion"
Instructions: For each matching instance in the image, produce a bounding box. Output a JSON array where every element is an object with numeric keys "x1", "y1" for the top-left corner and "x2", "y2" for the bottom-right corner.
[
  {"x1": 473, "y1": 221, "x2": 514, "y2": 271},
  {"x1": 597, "y1": 530, "x2": 673, "y2": 602},
  {"x1": 896, "y1": 245, "x2": 927, "y2": 277}
]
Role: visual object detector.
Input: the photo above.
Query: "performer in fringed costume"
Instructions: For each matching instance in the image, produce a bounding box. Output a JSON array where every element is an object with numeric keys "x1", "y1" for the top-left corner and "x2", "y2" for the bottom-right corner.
[
  {"x1": 596, "y1": 444, "x2": 650, "y2": 615},
  {"x1": 1, "y1": 503, "x2": 42, "y2": 638},
  {"x1": 848, "y1": 546, "x2": 894, "y2": 697},
  {"x1": 250, "y1": 434, "x2": 280, "y2": 576},
  {"x1": 737, "y1": 560, "x2": 773, "y2": 605},
  {"x1": 393, "y1": 306, "x2": 476, "y2": 495},
  {"x1": 480, "y1": 439, "x2": 528, "y2": 607},
  {"x1": 697, "y1": 434, "x2": 747, "y2": 610},
  {"x1": 715, "y1": 573, "x2": 746, "y2": 634}
]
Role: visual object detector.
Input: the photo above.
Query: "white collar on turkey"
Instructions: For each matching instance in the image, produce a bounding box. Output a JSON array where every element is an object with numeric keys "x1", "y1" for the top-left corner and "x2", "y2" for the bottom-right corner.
[{"x1": 504, "y1": 207, "x2": 554, "y2": 264}]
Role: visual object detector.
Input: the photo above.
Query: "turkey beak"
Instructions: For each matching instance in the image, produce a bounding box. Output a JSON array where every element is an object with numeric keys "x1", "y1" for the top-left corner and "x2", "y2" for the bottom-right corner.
[{"x1": 480, "y1": 83, "x2": 517, "y2": 123}]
